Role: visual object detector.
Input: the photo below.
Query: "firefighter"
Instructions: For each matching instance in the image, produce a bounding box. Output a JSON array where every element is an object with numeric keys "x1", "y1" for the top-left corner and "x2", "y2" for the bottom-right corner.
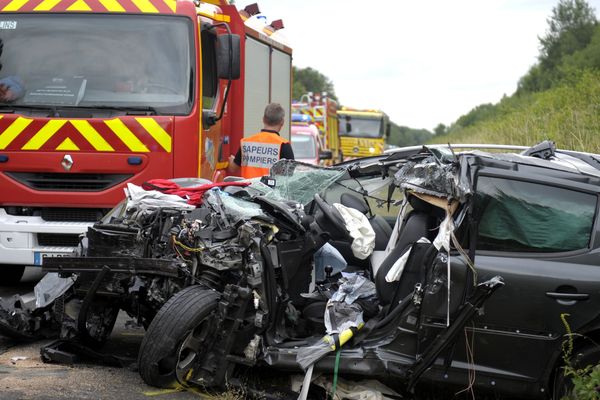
[{"x1": 227, "y1": 103, "x2": 295, "y2": 179}]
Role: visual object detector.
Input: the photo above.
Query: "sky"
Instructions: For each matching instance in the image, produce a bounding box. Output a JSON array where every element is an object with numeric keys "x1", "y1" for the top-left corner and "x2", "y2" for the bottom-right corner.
[{"x1": 240, "y1": 0, "x2": 600, "y2": 131}]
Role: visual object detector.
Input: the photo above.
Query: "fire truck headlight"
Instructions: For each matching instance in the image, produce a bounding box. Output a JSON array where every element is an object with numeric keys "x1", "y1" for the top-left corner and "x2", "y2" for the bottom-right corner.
[{"x1": 369, "y1": 147, "x2": 376, "y2": 153}]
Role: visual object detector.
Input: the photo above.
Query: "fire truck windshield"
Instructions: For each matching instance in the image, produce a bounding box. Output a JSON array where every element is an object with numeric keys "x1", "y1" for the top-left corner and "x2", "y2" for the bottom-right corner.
[
  {"x1": 0, "y1": 14, "x2": 193, "y2": 115},
  {"x1": 338, "y1": 115, "x2": 383, "y2": 138}
]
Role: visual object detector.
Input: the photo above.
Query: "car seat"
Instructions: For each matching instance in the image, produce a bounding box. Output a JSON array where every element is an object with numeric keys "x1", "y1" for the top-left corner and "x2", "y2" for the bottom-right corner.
[{"x1": 375, "y1": 195, "x2": 440, "y2": 305}]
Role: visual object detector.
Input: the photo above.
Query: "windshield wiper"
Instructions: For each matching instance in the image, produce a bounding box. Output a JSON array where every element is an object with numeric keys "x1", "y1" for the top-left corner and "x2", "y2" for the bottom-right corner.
[
  {"x1": 0, "y1": 104, "x2": 158, "y2": 116},
  {"x1": 0, "y1": 104, "x2": 59, "y2": 116},
  {"x1": 78, "y1": 105, "x2": 159, "y2": 115}
]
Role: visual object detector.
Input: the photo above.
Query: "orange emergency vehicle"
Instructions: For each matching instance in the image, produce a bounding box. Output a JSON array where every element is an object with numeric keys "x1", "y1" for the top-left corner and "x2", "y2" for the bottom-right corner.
[
  {"x1": 0, "y1": 0, "x2": 292, "y2": 282},
  {"x1": 291, "y1": 94, "x2": 340, "y2": 164}
]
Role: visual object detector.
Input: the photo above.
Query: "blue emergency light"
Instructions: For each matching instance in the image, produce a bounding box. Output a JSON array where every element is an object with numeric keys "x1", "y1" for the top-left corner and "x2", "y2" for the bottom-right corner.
[{"x1": 291, "y1": 113, "x2": 311, "y2": 123}]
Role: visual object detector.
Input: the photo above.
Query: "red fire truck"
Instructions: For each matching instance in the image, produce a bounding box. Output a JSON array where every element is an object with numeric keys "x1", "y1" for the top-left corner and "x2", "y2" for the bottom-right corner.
[
  {"x1": 0, "y1": 0, "x2": 292, "y2": 283},
  {"x1": 291, "y1": 93, "x2": 341, "y2": 164}
]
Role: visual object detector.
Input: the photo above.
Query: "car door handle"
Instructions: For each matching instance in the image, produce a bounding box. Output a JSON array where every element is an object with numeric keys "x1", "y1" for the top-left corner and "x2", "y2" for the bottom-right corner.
[{"x1": 546, "y1": 292, "x2": 590, "y2": 301}]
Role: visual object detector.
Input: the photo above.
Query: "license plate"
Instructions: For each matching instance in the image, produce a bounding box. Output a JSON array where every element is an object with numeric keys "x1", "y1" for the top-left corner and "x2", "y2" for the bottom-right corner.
[{"x1": 34, "y1": 252, "x2": 72, "y2": 266}]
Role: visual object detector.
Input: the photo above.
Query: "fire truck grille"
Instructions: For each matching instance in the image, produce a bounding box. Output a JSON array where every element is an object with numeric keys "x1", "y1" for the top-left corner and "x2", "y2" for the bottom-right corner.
[
  {"x1": 5, "y1": 172, "x2": 132, "y2": 192},
  {"x1": 41, "y1": 208, "x2": 105, "y2": 222},
  {"x1": 37, "y1": 233, "x2": 81, "y2": 247}
]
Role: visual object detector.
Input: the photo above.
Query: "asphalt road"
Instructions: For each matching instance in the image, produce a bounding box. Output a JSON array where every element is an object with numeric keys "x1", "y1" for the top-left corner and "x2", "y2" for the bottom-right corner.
[{"x1": 0, "y1": 268, "x2": 204, "y2": 400}]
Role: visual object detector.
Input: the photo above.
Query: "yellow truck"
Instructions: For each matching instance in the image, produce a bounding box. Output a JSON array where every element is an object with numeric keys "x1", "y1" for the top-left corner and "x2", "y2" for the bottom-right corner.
[{"x1": 337, "y1": 107, "x2": 389, "y2": 158}]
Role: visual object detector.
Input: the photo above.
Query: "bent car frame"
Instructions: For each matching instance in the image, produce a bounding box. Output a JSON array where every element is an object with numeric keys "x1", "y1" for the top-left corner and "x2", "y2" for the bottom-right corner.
[{"x1": 1, "y1": 141, "x2": 600, "y2": 399}]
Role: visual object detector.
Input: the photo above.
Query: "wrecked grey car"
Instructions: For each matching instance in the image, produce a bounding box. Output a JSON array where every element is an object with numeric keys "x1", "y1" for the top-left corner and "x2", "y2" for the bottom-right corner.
[{"x1": 2, "y1": 142, "x2": 600, "y2": 399}]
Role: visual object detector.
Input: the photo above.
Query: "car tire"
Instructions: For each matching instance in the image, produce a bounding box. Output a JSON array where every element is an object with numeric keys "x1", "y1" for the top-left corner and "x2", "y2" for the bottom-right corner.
[
  {"x1": 552, "y1": 343, "x2": 600, "y2": 399},
  {"x1": 2, "y1": 265, "x2": 25, "y2": 285},
  {"x1": 138, "y1": 285, "x2": 220, "y2": 388}
]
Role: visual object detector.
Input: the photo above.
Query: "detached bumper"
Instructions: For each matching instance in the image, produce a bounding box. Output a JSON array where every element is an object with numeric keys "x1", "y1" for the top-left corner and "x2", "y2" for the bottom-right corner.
[{"x1": 0, "y1": 209, "x2": 90, "y2": 266}]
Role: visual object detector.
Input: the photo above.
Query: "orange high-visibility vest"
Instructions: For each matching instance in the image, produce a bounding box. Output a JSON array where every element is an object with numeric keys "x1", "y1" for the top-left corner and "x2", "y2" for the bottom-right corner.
[{"x1": 240, "y1": 131, "x2": 289, "y2": 179}]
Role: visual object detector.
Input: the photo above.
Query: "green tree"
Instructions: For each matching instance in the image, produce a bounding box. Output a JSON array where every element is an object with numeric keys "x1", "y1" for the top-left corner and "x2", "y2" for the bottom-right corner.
[
  {"x1": 453, "y1": 103, "x2": 496, "y2": 129},
  {"x1": 561, "y1": 24, "x2": 600, "y2": 71},
  {"x1": 433, "y1": 123, "x2": 447, "y2": 136},
  {"x1": 540, "y1": 0, "x2": 597, "y2": 69},
  {"x1": 387, "y1": 122, "x2": 432, "y2": 146},
  {"x1": 518, "y1": 0, "x2": 597, "y2": 93},
  {"x1": 292, "y1": 66, "x2": 338, "y2": 101}
]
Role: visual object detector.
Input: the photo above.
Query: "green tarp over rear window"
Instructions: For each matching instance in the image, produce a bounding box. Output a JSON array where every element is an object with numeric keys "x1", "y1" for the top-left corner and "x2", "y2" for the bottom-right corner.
[{"x1": 476, "y1": 177, "x2": 596, "y2": 253}]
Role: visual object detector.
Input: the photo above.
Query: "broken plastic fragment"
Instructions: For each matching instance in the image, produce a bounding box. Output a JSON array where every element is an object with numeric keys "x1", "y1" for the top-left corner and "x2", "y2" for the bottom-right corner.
[{"x1": 34, "y1": 272, "x2": 77, "y2": 309}]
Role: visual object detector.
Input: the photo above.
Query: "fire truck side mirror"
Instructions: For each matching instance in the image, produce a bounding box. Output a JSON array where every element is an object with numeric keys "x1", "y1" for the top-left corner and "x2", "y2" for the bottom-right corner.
[
  {"x1": 319, "y1": 150, "x2": 333, "y2": 160},
  {"x1": 217, "y1": 34, "x2": 241, "y2": 80},
  {"x1": 385, "y1": 123, "x2": 391, "y2": 138}
]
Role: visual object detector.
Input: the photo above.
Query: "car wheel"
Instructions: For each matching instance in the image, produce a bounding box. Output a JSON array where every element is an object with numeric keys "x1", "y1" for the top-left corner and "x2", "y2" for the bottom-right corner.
[
  {"x1": 138, "y1": 285, "x2": 220, "y2": 388},
  {"x1": 1, "y1": 265, "x2": 25, "y2": 285},
  {"x1": 552, "y1": 344, "x2": 600, "y2": 400}
]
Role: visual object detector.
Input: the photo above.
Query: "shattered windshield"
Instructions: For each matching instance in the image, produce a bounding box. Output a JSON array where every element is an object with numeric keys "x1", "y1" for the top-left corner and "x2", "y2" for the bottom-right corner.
[
  {"x1": 0, "y1": 14, "x2": 193, "y2": 115},
  {"x1": 206, "y1": 189, "x2": 264, "y2": 223},
  {"x1": 250, "y1": 160, "x2": 347, "y2": 205}
]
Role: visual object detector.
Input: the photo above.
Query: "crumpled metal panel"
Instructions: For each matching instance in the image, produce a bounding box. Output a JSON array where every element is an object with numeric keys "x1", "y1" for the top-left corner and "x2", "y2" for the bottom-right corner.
[
  {"x1": 35, "y1": 273, "x2": 77, "y2": 309},
  {"x1": 394, "y1": 149, "x2": 472, "y2": 201}
]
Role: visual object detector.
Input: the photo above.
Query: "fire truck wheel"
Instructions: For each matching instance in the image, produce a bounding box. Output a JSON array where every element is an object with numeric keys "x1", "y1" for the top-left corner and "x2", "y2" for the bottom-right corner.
[
  {"x1": 138, "y1": 285, "x2": 220, "y2": 388},
  {"x1": 2, "y1": 265, "x2": 25, "y2": 285}
]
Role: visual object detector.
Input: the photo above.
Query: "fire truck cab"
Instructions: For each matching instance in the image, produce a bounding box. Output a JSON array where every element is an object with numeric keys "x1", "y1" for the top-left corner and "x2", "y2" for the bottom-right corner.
[
  {"x1": 0, "y1": 0, "x2": 292, "y2": 283},
  {"x1": 338, "y1": 107, "x2": 390, "y2": 159}
]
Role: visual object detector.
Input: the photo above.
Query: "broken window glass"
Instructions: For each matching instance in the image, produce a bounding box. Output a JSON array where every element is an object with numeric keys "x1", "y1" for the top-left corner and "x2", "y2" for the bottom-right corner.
[
  {"x1": 475, "y1": 177, "x2": 596, "y2": 252},
  {"x1": 218, "y1": 190, "x2": 264, "y2": 222},
  {"x1": 249, "y1": 160, "x2": 346, "y2": 205}
]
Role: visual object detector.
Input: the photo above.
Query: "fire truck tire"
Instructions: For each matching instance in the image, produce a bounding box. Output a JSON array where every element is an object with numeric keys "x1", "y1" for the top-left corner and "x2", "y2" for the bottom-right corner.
[
  {"x1": 138, "y1": 285, "x2": 220, "y2": 388},
  {"x1": 2, "y1": 265, "x2": 25, "y2": 285}
]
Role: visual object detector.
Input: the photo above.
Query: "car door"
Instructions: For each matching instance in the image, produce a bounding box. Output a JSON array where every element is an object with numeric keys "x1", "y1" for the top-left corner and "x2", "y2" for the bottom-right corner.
[{"x1": 445, "y1": 170, "x2": 600, "y2": 395}]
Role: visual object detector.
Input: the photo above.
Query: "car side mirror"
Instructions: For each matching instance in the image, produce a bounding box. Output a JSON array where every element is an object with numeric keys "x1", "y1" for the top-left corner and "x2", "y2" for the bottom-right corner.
[
  {"x1": 217, "y1": 34, "x2": 240, "y2": 80},
  {"x1": 319, "y1": 150, "x2": 333, "y2": 160}
]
